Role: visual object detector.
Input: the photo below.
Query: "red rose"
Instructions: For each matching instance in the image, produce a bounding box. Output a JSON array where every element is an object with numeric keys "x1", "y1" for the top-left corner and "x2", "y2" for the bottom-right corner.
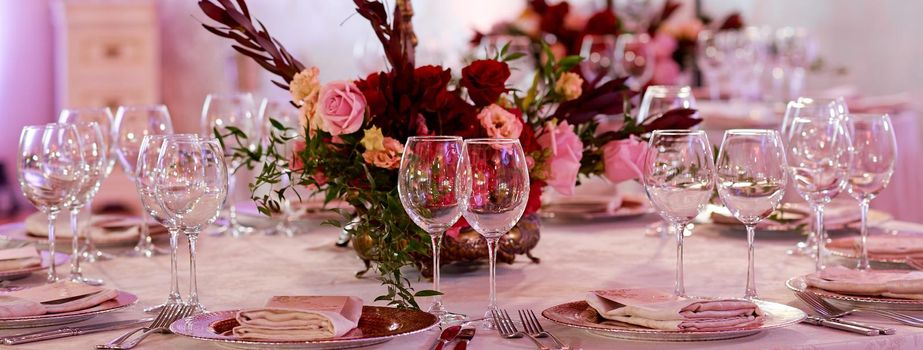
[
  {"x1": 584, "y1": 10, "x2": 619, "y2": 36},
  {"x1": 539, "y1": 1, "x2": 569, "y2": 35},
  {"x1": 355, "y1": 72, "x2": 388, "y2": 117},
  {"x1": 414, "y1": 65, "x2": 452, "y2": 111},
  {"x1": 523, "y1": 179, "x2": 545, "y2": 216},
  {"x1": 461, "y1": 60, "x2": 510, "y2": 107}
]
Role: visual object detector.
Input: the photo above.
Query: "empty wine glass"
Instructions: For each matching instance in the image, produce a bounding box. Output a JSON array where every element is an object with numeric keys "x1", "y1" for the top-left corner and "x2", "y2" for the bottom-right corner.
[
  {"x1": 59, "y1": 107, "x2": 116, "y2": 262},
  {"x1": 716, "y1": 130, "x2": 788, "y2": 299},
  {"x1": 773, "y1": 27, "x2": 816, "y2": 100},
  {"x1": 259, "y1": 98, "x2": 303, "y2": 237},
  {"x1": 155, "y1": 138, "x2": 229, "y2": 314},
  {"x1": 786, "y1": 108, "x2": 852, "y2": 271},
  {"x1": 637, "y1": 85, "x2": 697, "y2": 124},
  {"x1": 18, "y1": 124, "x2": 84, "y2": 283},
  {"x1": 696, "y1": 30, "x2": 728, "y2": 101},
  {"x1": 114, "y1": 104, "x2": 174, "y2": 257},
  {"x1": 201, "y1": 93, "x2": 261, "y2": 237},
  {"x1": 63, "y1": 122, "x2": 108, "y2": 285},
  {"x1": 614, "y1": 33, "x2": 655, "y2": 90},
  {"x1": 846, "y1": 114, "x2": 897, "y2": 270},
  {"x1": 398, "y1": 136, "x2": 466, "y2": 325},
  {"x1": 643, "y1": 130, "x2": 716, "y2": 297},
  {"x1": 460, "y1": 139, "x2": 530, "y2": 329},
  {"x1": 579, "y1": 34, "x2": 618, "y2": 84},
  {"x1": 136, "y1": 134, "x2": 199, "y2": 313}
]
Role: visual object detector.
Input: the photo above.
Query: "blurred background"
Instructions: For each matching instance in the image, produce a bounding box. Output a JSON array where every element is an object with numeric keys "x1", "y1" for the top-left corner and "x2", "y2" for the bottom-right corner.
[{"x1": 1, "y1": 0, "x2": 921, "y2": 221}]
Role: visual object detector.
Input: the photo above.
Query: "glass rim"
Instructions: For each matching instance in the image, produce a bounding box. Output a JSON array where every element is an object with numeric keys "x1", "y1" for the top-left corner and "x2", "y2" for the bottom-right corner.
[
  {"x1": 406, "y1": 135, "x2": 463, "y2": 142},
  {"x1": 205, "y1": 92, "x2": 256, "y2": 100},
  {"x1": 21, "y1": 123, "x2": 74, "y2": 131},
  {"x1": 725, "y1": 128, "x2": 779, "y2": 135},
  {"x1": 60, "y1": 107, "x2": 113, "y2": 115},
  {"x1": 464, "y1": 138, "x2": 521, "y2": 145},
  {"x1": 142, "y1": 133, "x2": 199, "y2": 141},
  {"x1": 650, "y1": 129, "x2": 705, "y2": 136},
  {"x1": 116, "y1": 104, "x2": 169, "y2": 112},
  {"x1": 645, "y1": 85, "x2": 692, "y2": 97},
  {"x1": 848, "y1": 112, "x2": 891, "y2": 119}
]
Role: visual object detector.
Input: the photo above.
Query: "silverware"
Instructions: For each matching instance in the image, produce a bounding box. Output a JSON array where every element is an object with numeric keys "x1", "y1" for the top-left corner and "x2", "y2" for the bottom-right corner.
[
  {"x1": 796, "y1": 290, "x2": 915, "y2": 329},
  {"x1": 492, "y1": 309, "x2": 548, "y2": 350},
  {"x1": 452, "y1": 328, "x2": 475, "y2": 350},
  {"x1": 97, "y1": 303, "x2": 192, "y2": 349},
  {"x1": 519, "y1": 309, "x2": 568, "y2": 350},
  {"x1": 1, "y1": 318, "x2": 153, "y2": 345},
  {"x1": 803, "y1": 316, "x2": 878, "y2": 335},
  {"x1": 429, "y1": 325, "x2": 460, "y2": 350}
]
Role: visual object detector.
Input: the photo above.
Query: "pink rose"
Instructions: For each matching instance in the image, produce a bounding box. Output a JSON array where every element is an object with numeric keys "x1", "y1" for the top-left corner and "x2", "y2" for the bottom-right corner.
[
  {"x1": 651, "y1": 57, "x2": 680, "y2": 85},
  {"x1": 477, "y1": 104, "x2": 523, "y2": 139},
  {"x1": 316, "y1": 81, "x2": 367, "y2": 135},
  {"x1": 538, "y1": 121, "x2": 583, "y2": 195},
  {"x1": 651, "y1": 33, "x2": 678, "y2": 59},
  {"x1": 362, "y1": 137, "x2": 403, "y2": 169},
  {"x1": 602, "y1": 137, "x2": 649, "y2": 183}
]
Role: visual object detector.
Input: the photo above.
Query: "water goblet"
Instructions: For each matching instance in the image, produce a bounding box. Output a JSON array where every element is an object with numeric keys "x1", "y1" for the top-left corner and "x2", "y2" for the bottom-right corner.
[
  {"x1": 460, "y1": 139, "x2": 530, "y2": 329},
  {"x1": 642, "y1": 130, "x2": 716, "y2": 297},
  {"x1": 63, "y1": 122, "x2": 108, "y2": 285},
  {"x1": 259, "y1": 98, "x2": 304, "y2": 237},
  {"x1": 637, "y1": 85, "x2": 697, "y2": 124},
  {"x1": 18, "y1": 124, "x2": 84, "y2": 283},
  {"x1": 614, "y1": 33, "x2": 655, "y2": 90},
  {"x1": 715, "y1": 130, "x2": 788, "y2": 299},
  {"x1": 579, "y1": 34, "x2": 618, "y2": 84}
]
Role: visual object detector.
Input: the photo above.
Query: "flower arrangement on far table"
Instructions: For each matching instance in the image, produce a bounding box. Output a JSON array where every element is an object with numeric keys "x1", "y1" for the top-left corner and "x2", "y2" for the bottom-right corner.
[{"x1": 197, "y1": 0, "x2": 700, "y2": 308}]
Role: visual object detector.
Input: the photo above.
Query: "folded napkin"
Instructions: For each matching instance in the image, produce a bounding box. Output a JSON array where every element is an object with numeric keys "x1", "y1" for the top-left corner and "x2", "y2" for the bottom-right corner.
[
  {"x1": 25, "y1": 213, "x2": 166, "y2": 244},
  {"x1": 805, "y1": 266, "x2": 923, "y2": 299},
  {"x1": 585, "y1": 288, "x2": 764, "y2": 331},
  {"x1": 0, "y1": 246, "x2": 42, "y2": 272},
  {"x1": 233, "y1": 296, "x2": 363, "y2": 341},
  {"x1": 827, "y1": 235, "x2": 923, "y2": 260},
  {"x1": 0, "y1": 282, "x2": 119, "y2": 317}
]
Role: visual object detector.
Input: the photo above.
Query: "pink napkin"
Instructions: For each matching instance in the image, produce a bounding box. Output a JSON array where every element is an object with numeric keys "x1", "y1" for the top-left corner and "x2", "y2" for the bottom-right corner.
[
  {"x1": 828, "y1": 235, "x2": 923, "y2": 260},
  {"x1": 233, "y1": 296, "x2": 363, "y2": 341},
  {"x1": 0, "y1": 246, "x2": 41, "y2": 272},
  {"x1": 0, "y1": 282, "x2": 119, "y2": 317},
  {"x1": 805, "y1": 266, "x2": 923, "y2": 299},
  {"x1": 585, "y1": 288, "x2": 763, "y2": 331}
]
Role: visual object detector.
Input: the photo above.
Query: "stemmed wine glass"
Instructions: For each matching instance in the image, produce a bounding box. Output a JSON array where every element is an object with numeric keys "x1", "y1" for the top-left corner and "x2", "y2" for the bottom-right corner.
[
  {"x1": 155, "y1": 138, "x2": 228, "y2": 314},
  {"x1": 114, "y1": 104, "x2": 174, "y2": 257},
  {"x1": 715, "y1": 130, "x2": 788, "y2": 299},
  {"x1": 846, "y1": 114, "x2": 897, "y2": 270},
  {"x1": 18, "y1": 124, "x2": 85, "y2": 283},
  {"x1": 642, "y1": 130, "x2": 716, "y2": 297},
  {"x1": 460, "y1": 139, "x2": 530, "y2": 329},
  {"x1": 785, "y1": 107, "x2": 852, "y2": 271},
  {"x1": 579, "y1": 34, "x2": 618, "y2": 84},
  {"x1": 201, "y1": 93, "x2": 261, "y2": 237},
  {"x1": 63, "y1": 122, "x2": 108, "y2": 285},
  {"x1": 259, "y1": 98, "x2": 303, "y2": 237},
  {"x1": 136, "y1": 134, "x2": 200, "y2": 313},
  {"x1": 637, "y1": 85, "x2": 697, "y2": 124},
  {"x1": 614, "y1": 33, "x2": 655, "y2": 90},
  {"x1": 59, "y1": 107, "x2": 117, "y2": 262},
  {"x1": 398, "y1": 136, "x2": 466, "y2": 325},
  {"x1": 696, "y1": 30, "x2": 727, "y2": 101}
]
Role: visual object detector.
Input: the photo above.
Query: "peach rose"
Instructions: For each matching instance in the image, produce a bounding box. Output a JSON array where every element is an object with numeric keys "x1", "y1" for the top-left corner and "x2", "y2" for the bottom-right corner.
[
  {"x1": 538, "y1": 121, "x2": 583, "y2": 195},
  {"x1": 362, "y1": 137, "x2": 403, "y2": 169},
  {"x1": 477, "y1": 104, "x2": 522, "y2": 139},
  {"x1": 290, "y1": 67, "x2": 321, "y2": 107},
  {"x1": 602, "y1": 136, "x2": 649, "y2": 183},
  {"x1": 555, "y1": 72, "x2": 583, "y2": 101},
  {"x1": 315, "y1": 81, "x2": 367, "y2": 136}
]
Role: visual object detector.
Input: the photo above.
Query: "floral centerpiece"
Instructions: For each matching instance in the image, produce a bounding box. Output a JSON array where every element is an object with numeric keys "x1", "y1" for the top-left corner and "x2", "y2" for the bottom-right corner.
[{"x1": 197, "y1": 0, "x2": 700, "y2": 308}]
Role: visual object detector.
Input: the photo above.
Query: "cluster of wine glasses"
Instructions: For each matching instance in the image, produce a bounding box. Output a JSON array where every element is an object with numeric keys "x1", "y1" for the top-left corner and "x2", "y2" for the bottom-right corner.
[
  {"x1": 579, "y1": 33, "x2": 655, "y2": 89},
  {"x1": 397, "y1": 137, "x2": 530, "y2": 329},
  {"x1": 641, "y1": 96, "x2": 897, "y2": 298}
]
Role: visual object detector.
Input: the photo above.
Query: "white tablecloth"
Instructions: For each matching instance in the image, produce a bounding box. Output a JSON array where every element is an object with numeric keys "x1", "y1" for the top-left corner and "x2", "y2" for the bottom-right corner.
[{"x1": 2, "y1": 215, "x2": 923, "y2": 349}]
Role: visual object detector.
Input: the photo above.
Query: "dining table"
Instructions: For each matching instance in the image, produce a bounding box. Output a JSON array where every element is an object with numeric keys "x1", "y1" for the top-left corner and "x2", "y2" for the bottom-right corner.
[{"x1": 1, "y1": 210, "x2": 923, "y2": 350}]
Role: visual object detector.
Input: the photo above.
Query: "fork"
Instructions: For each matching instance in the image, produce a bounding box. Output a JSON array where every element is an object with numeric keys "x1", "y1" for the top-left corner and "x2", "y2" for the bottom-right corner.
[
  {"x1": 492, "y1": 309, "x2": 548, "y2": 350},
  {"x1": 796, "y1": 291, "x2": 922, "y2": 328},
  {"x1": 519, "y1": 310, "x2": 568, "y2": 350},
  {"x1": 98, "y1": 303, "x2": 191, "y2": 349}
]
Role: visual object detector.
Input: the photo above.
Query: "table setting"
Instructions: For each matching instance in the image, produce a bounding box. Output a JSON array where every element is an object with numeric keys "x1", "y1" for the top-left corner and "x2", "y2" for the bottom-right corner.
[{"x1": 1, "y1": 0, "x2": 923, "y2": 349}]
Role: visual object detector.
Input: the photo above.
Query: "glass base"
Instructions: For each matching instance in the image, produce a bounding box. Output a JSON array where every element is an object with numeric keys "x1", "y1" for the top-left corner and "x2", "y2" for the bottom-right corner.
[
  {"x1": 428, "y1": 305, "x2": 466, "y2": 326},
  {"x1": 68, "y1": 274, "x2": 103, "y2": 286},
  {"x1": 212, "y1": 222, "x2": 253, "y2": 238},
  {"x1": 186, "y1": 301, "x2": 208, "y2": 315},
  {"x1": 81, "y1": 248, "x2": 115, "y2": 263},
  {"x1": 125, "y1": 241, "x2": 165, "y2": 258},
  {"x1": 144, "y1": 299, "x2": 183, "y2": 314},
  {"x1": 480, "y1": 308, "x2": 498, "y2": 330}
]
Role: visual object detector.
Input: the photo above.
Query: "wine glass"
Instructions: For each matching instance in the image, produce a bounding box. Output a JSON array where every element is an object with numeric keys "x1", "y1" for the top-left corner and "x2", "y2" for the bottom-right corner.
[
  {"x1": 398, "y1": 136, "x2": 466, "y2": 325},
  {"x1": 773, "y1": 27, "x2": 816, "y2": 100},
  {"x1": 786, "y1": 109, "x2": 852, "y2": 271},
  {"x1": 579, "y1": 34, "x2": 618, "y2": 84},
  {"x1": 63, "y1": 122, "x2": 108, "y2": 285},
  {"x1": 155, "y1": 138, "x2": 229, "y2": 314},
  {"x1": 136, "y1": 134, "x2": 199, "y2": 313},
  {"x1": 201, "y1": 92, "x2": 261, "y2": 237},
  {"x1": 642, "y1": 130, "x2": 716, "y2": 297},
  {"x1": 716, "y1": 130, "x2": 788, "y2": 299},
  {"x1": 259, "y1": 98, "x2": 303, "y2": 237},
  {"x1": 614, "y1": 33, "x2": 655, "y2": 90},
  {"x1": 460, "y1": 139, "x2": 530, "y2": 329},
  {"x1": 846, "y1": 114, "x2": 897, "y2": 270},
  {"x1": 18, "y1": 124, "x2": 84, "y2": 283},
  {"x1": 114, "y1": 104, "x2": 174, "y2": 257},
  {"x1": 637, "y1": 85, "x2": 697, "y2": 124},
  {"x1": 59, "y1": 107, "x2": 116, "y2": 262},
  {"x1": 696, "y1": 30, "x2": 728, "y2": 101}
]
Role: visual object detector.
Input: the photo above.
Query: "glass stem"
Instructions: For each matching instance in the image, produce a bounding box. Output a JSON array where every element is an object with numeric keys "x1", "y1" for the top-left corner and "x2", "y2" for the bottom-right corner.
[
  {"x1": 857, "y1": 199, "x2": 871, "y2": 270},
  {"x1": 674, "y1": 222, "x2": 685, "y2": 297},
  {"x1": 46, "y1": 209, "x2": 58, "y2": 283},
  {"x1": 168, "y1": 227, "x2": 182, "y2": 303},
  {"x1": 135, "y1": 210, "x2": 152, "y2": 252},
  {"x1": 69, "y1": 208, "x2": 82, "y2": 278},
  {"x1": 744, "y1": 224, "x2": 757, "y2": 299},
  {"x1": 187, "y1": 231, "x2": 200, "y2": 308},
  {"x1": 814, "y1": 205, "x2": 826, "y2": 271},
  {"x1": 429, "y1": 232, "x2": 444, "y2": 312},
  {"x1": 486, "y1": 237, "x2": 500, "y2": 311}
]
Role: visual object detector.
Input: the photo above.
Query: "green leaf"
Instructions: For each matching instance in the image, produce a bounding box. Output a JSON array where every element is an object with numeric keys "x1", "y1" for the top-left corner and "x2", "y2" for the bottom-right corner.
[
  {"x1": 503, "y1": 52, "x2": 526, "y2": 62},
  {"x1": 413, "y1": 290, "x2": 443, "y2": 297}
]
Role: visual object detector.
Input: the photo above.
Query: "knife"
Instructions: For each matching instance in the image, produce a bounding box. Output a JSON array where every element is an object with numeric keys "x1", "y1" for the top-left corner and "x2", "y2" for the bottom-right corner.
[
  {"x1": 803, "y1": 316, "x2": 878, "y2": 336},
  {"x1": 1, "y1": 318, "x2": 153, "y2": 345},
  {"x1": 429, "y1": 325, "x2": 461, "y2": 350},
  {"x1": 452, "y1": 328, "x2": 476, "y2": 350}
]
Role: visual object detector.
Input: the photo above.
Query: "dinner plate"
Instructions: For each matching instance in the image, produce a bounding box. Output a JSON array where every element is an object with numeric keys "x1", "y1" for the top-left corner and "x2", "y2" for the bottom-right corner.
[
  {"x1": 826, "y1": 235, "x2": 922, "y2": 264},
  {"x1": 786, "y1": 275, "x2": 923, "y2": 311},
  {"x1": 542, "y1": 299, "x2": 805, "y2": 342},
  {"x1": 0, "y1": 250, "x2": 69, "y2": 281},
  {"x1": 169, "y1": 306, "x2": 438, "y2": 349},
  {"x1": 541, "y1": 194, "x2": 651, "y2": 222},
  {"x1": 0, "y1": 290, "x2": 138, "y2": 329},
  {"x1": 0, "y1": 216, "x2": 168, "y2": 248},
  {"x1": 708, "y1": 203, "x2": 891, "y2": 233}
]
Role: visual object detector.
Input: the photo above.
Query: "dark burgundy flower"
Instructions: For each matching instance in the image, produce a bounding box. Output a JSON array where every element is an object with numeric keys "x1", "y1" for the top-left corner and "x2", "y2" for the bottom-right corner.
[
  {"x1": 461, "y1": 60, "x2": 510, "y2": 107},
  {"x1": 538, "y1": 1, "x2": 569, "y2": 35},
  {"x1": 355, "y1": 72, "x2": 388, "y2": 117},
  {"x1": 414, "y1": 65, "x2": 452, "y2": 110},
  {"x1": 584, "y1": 10, "x2": 619, "y2": 36}
]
